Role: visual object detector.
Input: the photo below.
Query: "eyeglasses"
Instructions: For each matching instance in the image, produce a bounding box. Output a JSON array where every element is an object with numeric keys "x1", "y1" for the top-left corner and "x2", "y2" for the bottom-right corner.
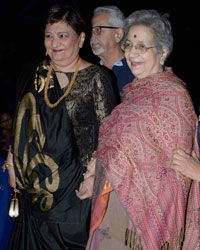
[
  {"x1": 92, "y1": 26, "x2": 119, "y2": 35},
  {"x1": 121, "y1": 40, "x2": 155, "y2": 54}
]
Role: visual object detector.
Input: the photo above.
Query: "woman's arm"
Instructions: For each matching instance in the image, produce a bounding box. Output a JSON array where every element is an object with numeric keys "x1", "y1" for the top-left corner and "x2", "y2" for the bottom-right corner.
[
  {"x1": 2, "y1": 146, "x2": 16, "y2": 188},
  {"x1": 93, "y1": 69, "x2": 118, "y2": 122}
]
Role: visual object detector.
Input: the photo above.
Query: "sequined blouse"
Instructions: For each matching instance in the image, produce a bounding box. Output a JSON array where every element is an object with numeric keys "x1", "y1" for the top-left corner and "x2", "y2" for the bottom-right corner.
[{"x1": 61, "y1": 65, "x2": 117, "y2": 167}]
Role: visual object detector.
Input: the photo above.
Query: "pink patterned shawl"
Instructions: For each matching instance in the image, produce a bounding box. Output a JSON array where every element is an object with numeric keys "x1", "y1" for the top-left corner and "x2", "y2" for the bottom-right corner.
[{"x1": 95, "y1": 68, "x2": 200, "y2": 249}]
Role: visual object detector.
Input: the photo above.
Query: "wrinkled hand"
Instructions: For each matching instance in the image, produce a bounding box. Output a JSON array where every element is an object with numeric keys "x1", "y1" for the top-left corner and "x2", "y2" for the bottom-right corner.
[
  {"x1": 76, "y1": 157, "x2": 96, "y2": 200},
  {"x1": 75, "y1": 176, "x2": 94, "y2": 200},
  {"x1": 171, "y1": 149, "x2": 200, "y2": 181},
  {"x1": 83, "y1": 157, "x2": 96, "y2": 179}
]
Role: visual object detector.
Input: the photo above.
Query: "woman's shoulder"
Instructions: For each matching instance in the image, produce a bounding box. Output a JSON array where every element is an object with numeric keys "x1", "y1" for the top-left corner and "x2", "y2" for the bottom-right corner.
[
  {"x1": 79, "y1": 62, "x2": 113, "y2": 78},
  {"x1": 162, "y1": 68, "x2": 188, "y2": 92},
  {"x1": 15, "y1": 59, "x2": 40, "y2": 102},
  {"x1": 80, "y1": 59, "x2": 110, "y2": 72}
]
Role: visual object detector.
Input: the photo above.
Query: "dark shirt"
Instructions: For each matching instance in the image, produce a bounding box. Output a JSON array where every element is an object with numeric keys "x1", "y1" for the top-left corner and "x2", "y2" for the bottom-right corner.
[
  {"x1": 100, "y1": 57, "x2": 134, "y2": 95},
  {"x1": 198, "y1": 105, "x2": 200, "y2": 148}
]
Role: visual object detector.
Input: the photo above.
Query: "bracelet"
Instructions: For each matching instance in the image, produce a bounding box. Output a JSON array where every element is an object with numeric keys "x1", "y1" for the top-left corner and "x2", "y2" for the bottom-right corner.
[
  {"x1": 4, "y1": 161, "x2": 14, "y2": 169},
  {"x1": 89, "y1": 174, "x2": 95, "y2": 178}
]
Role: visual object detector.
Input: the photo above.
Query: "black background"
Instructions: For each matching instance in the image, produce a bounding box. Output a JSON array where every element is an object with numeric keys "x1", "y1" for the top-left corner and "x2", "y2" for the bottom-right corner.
[{"x1": 0, "y1": 0, "x2": 199, "y2": 112}]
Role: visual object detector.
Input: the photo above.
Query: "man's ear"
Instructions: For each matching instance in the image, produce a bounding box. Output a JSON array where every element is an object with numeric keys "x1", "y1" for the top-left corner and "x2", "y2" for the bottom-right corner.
[
  {"x1": 114, "y1": 28, "x2": 124, "y2": 43},
  {"x1": 79, "y1": 32, "x2": 85, "y2": 48}
]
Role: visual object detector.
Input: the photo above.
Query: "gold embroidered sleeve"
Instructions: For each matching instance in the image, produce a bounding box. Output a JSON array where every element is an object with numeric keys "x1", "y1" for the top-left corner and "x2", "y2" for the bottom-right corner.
[{"x1": 93, "y1": 69, "x2": 117, "y2": 121}]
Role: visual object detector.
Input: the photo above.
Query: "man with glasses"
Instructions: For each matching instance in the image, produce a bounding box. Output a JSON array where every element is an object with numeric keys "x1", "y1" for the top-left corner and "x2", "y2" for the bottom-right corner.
[{"x1": 90, "y1": 5, "x2": 134, "y2": 99}]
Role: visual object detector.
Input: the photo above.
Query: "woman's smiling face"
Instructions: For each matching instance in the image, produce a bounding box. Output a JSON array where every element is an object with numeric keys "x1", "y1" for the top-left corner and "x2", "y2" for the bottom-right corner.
[
  {"x1": 44, "y1": 21, "x2": 84, "y2": 67},
  {"x1": 125, "y1": 25, "x2": 165, "y2": 79}
]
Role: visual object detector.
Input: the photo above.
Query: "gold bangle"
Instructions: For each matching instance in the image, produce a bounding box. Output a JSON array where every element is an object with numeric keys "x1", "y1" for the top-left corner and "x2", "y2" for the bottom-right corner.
[
  {"x1": 89, "y1": 174, "x2": 95, "y2": 178},
  {"x1": 4, "y1": 161, "x2": 14, "y2": 169},
  {"x1": 83, "y1": 172, "x2": 95, "y2": 178}
]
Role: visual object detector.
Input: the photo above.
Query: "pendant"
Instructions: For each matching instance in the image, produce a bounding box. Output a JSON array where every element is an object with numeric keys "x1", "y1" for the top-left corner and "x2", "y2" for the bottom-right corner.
[{"x1": 8, "y1": 190, "x2": 19, "y2": 218}]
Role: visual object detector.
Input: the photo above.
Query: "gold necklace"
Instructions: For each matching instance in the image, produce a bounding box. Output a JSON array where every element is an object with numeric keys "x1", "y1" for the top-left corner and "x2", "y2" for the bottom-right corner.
[{"x1": 44, "y1": 57, "x2": 81, "y2": 108}]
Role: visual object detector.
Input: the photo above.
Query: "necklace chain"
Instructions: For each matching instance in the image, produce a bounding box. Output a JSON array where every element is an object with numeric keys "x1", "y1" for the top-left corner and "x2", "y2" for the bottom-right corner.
[{"x1": 44, "y1": 57, "x2": 81, "y2": 108}]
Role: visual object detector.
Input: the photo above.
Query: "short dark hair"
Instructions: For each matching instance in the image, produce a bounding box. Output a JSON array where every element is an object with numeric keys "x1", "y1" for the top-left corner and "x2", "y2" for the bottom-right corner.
[{"x1": 45, "y1": 4, "x2": 87, "y2": 36}]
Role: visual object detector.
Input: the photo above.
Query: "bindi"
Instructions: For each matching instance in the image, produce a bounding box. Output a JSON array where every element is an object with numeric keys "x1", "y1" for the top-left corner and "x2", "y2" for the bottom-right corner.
[{"x1": 134, "y1": 34, "x2": 137, "y2": 38}]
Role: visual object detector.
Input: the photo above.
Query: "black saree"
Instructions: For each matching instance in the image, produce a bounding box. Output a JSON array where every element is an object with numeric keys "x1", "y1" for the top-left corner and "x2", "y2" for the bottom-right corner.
[{"x1": 8, "y1": 68, "x2": 90, "y2": 250}]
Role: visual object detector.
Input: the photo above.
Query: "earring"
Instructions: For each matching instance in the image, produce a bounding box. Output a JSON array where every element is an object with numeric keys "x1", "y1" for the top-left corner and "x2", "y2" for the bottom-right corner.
[{"x1": 160, "y1": 57, "x2": 165, "y2": 65}]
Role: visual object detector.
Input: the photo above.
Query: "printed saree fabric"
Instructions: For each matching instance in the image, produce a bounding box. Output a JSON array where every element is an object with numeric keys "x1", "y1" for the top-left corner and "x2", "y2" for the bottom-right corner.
[
  {"x1": 34, "y1": 60, "x2": 117, "y2": 168},
  {"x1": 94, "y1": 68, "x2": 200, "y2": 249},
  {"x1": 9, "y1": 62, "x2": 90, "y2": 249}
]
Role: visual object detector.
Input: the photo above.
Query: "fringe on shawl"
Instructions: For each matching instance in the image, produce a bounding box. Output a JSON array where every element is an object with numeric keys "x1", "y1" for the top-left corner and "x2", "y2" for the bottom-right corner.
[
  {"x1": 125, "y1": 228, "x2": 143, "y2": 249},
  {"x1": 125, "y1": 228, "x2": 184, "y2": 250}
]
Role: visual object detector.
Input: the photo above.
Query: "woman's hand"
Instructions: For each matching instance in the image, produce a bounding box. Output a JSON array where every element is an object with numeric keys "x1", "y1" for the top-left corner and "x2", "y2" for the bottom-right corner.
[
  {"x1": 75, "y1": 175, "x2": 94, "y2": 200},
  {"x1": 171, "y1": 149, "x2": 200, "y2": 182},
  {"x1": 83, "y1": 157, "x2": 96, "y2": 179},
  {"x1": 75, "y1": 157, "x2": 96, "y2": 200}
]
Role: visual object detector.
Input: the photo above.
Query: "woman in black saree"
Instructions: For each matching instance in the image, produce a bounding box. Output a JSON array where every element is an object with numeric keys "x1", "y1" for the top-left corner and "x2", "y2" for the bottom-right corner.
[{"x1": 3, "y1": 4, "x2": 117, "y2": 250}]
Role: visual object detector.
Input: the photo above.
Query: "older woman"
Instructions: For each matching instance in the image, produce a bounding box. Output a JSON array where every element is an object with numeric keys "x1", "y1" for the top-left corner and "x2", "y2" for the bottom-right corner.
[
  {"x1": 4, "y1": 3, "x2": 117, "y2": 250},
  {"x1": 79, "y1": 9, "x2": 200, "y2": 250}
]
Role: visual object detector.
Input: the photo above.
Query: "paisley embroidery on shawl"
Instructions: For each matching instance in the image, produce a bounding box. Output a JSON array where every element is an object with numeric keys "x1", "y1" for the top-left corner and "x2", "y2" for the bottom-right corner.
[
  {"x1": 99, "y1": 227, "x2": 111, "y2": 242},
  {"x1": 96, "y1": 68, "x2": 198, "y2": 249}
]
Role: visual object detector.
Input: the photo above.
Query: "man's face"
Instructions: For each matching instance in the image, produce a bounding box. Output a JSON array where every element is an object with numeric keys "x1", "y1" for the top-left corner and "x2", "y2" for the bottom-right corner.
[{"x1": 90, "y1": 13, "x2": 117, "y2": 56}]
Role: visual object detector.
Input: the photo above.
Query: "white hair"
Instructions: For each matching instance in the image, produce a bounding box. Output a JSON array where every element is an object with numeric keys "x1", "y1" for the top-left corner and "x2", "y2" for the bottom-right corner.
[{"x1": 93, "y1": 5, "x2": 125, "y2": 29}]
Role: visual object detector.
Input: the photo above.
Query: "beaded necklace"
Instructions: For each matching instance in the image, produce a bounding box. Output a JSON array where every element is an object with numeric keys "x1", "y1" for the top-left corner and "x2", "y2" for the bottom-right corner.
[{"x1": 44, "y1": 57, "x2": 81, "y2": 108}]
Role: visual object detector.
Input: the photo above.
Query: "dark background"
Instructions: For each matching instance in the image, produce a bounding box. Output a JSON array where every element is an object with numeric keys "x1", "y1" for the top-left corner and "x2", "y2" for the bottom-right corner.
[{"x1": 0, "y1": 0, "x2": 199, "y2": 113}]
